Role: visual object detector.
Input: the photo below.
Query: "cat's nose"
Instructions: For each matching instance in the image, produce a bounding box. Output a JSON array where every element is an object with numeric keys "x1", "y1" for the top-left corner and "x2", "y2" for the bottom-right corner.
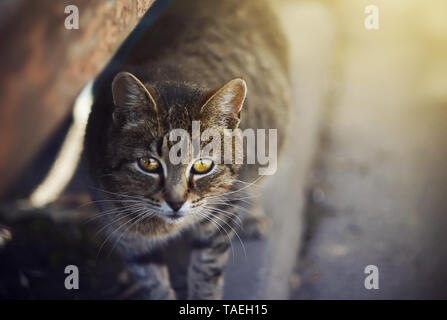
[{"x1": 166, "y1": 200, "x2": 184, "y2": 212}]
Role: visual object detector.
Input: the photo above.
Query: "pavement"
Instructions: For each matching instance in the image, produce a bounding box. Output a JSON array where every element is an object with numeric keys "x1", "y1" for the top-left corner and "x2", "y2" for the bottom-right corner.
[{"x1": 291, "y1": 0, "x2": 447, "y2": 299}]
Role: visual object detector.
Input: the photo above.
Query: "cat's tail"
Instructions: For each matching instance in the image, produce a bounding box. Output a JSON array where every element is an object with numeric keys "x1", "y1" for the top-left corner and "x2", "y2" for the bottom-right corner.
[{"x1": 29, "y1": 80, "x2": 94, "y2": 207}]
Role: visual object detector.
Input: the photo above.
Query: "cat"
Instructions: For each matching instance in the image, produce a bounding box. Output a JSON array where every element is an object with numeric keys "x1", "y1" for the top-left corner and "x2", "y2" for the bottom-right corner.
[{"x1": 85, "y1": 0, "x2": 291, "y2": 299}]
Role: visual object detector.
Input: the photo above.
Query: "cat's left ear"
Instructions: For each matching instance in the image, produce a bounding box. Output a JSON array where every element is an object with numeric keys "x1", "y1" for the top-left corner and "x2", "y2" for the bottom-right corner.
[{"x1": 200, "y1": 78, "x2": 247, "y2": 129}]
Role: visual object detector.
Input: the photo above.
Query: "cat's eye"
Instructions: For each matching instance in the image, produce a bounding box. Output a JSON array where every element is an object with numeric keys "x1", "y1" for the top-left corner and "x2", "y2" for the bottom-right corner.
[
  {"x1": 138, "y1": 157, "x2": 160, "y2": 173},
  {"x1": 191, "y1": 159, "x2": 214, "y2": 175}
]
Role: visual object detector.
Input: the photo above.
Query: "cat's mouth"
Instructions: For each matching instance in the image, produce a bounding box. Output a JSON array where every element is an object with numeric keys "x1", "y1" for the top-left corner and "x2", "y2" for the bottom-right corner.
[
  {"x1": 159, "y1": 213, "x2": 186, "y2": 224},
  {"x1": 155, "y1": 200, "x2": 195, "y2": 224}
]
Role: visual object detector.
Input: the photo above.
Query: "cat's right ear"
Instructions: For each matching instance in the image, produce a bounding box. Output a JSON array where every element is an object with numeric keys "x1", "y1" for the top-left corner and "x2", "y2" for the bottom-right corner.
[
  {"x1": 111, "y1": 72, "x2": 158, "y2": 126},
  {"x1": 200, "y1": 78, "x2": 247, "y2": 129}
]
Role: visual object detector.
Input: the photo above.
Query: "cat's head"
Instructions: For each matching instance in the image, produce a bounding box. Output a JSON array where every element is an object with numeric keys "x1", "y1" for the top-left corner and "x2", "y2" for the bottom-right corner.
[{"x1": 96, "y1": 71, "x2": 247, "y2": 237}]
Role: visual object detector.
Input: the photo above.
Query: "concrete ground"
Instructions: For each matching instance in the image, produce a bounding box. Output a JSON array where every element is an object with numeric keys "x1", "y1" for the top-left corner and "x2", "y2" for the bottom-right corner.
[{"x1": 291, "y1": 0, "x2": 447, "y2": 299}]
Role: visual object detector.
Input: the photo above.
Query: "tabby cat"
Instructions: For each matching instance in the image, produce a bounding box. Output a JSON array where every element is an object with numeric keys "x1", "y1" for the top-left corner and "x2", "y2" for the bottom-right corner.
[{"x1": 85, "y1": 0, "x2": 290, "y2": 299}]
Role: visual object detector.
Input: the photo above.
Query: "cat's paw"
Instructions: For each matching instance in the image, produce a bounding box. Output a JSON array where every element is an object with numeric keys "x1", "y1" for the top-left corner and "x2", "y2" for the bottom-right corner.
[
  {"x1": 139, "y1": 285, "x2": 177, "y2": 300},
  {"x1": 241, "y1": 214, "x2": 268, "y2": 240}
]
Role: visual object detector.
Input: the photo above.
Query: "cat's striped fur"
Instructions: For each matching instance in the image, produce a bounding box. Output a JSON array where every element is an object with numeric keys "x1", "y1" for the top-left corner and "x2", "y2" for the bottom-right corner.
[{"x1": 85, "y1": 0, "x2": 290, "y2": 299}]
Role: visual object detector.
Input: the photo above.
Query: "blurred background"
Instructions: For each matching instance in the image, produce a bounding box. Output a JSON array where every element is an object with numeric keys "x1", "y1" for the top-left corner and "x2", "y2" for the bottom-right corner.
[
  {"x1": 0, "y1": 0, "x2": 446, "y2": 299},
  {"x1": 286, "y1": 0, "x2": 447, "y2": 299}
]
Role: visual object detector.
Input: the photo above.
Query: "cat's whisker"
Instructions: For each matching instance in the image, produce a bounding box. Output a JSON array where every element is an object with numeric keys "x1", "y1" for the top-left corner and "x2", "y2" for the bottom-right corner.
[
  {"x1": 207, "y1": 188, "x2": 259, "y2": 200},
  {"x1": 232, "y1": 178, "x2": 262, "y2": 188},
  {"x1": 199, "y1": 208, "x2": 246, "y2": 262},
  {"x1": 107, "y1": 210, "x2": 157, "y2": 258},
  {"x1": 208, "y1": 191, "x2": 258, "y2": 203},
  {"x1": 86, "y1": 203, "x2": 151, "y2": 224},
  {"x1": 204, "y1": 211, "x2": 242, "y2": 230},
  {"x1": 206, "y1": 176, "x2": 264, "y2": 201},
  {"x1": 196, "y1": 209, "x2": 236, "y2": 264},
  {"x1": 92, "y1": 205, "x2": 144, "y2": 222},
  {"x1": 78, "y1": 199, "x2": 142, "y2": 209},
  {"x1": 204, "y1": 201, "x2": 251, "y2": 213},
  {"x1": 83, "y1": 204, "x2": 145, "y2": 224},
  {"x1": 205, "y1": 210, "x2": 247, "y2": 260},
  {"x1": 224, "y1": 194, "x2": 258, "y2": 202},
  {"x1": 94, "y1": 206, "x2": 147, "y2": 239},
  {"x1": 209, "y1": 202, "x2": 240, "y2": 210},
  {"x1": 201, "y1": 205, "x2": 243, "y2": 227},
  {"x1": 92, "y1": 187, "x2": 147, "y2": 202},
  {"x1": 90, "y1": 190, "x2": 161, "y2": 209},
  {"x1": 96, "y1": 207, "x2": 150, "y2": 259}
]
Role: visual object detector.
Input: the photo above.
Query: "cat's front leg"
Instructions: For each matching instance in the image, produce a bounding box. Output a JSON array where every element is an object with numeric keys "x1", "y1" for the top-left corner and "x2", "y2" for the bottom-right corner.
[
  {"x1": 188, "y1": 222, "x2": 234, "y2": 299},
  {"x1": 119, "y1": 242, "x2": 176, "y2": 300},
  {"x1": 241, "y1": 198, "x2": 268, "y2": 239},
  {"x1": 127, "y1": 261, "x2": 176, "y2": 300}
]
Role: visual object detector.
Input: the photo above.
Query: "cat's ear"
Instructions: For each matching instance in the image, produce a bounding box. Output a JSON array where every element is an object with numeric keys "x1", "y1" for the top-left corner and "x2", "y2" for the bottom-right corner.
[
  {"x1": 200, "y1": 78, "x2": 247, "y2": 129},
  {"x1": 111, "y1": 71, "x2": 158, "y2": 126}
]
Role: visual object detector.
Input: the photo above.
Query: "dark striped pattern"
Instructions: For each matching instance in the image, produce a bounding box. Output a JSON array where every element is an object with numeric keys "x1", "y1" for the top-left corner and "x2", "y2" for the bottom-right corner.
[{"x1": 85, "y1": 0, "x2": 291, "y2": 300}]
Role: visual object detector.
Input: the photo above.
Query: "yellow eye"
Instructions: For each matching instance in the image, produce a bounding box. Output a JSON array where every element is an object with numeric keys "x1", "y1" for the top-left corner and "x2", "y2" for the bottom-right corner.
[
  {"x1": 138, "y1": 157, "x2": 160, "y2": 173},
  {"x1": 192, "y1": 159, "x2": 214, "y2": 174}
]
